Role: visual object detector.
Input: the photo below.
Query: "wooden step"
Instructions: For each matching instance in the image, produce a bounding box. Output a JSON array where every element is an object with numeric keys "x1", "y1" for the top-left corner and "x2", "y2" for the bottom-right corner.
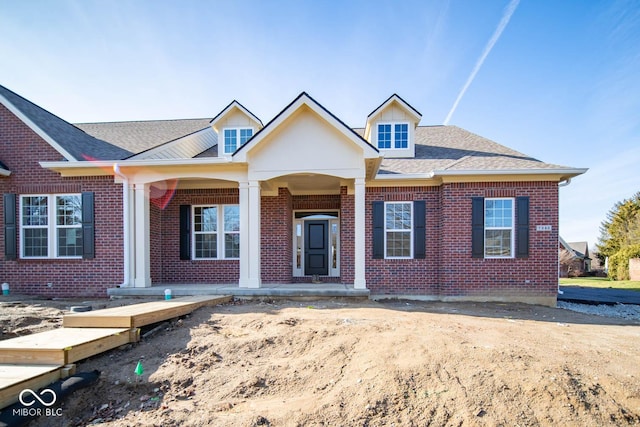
[
  {"x1": 62, "y1": 295, "x2": 232, "y2": 328},
  {"x1": 0, "y1": 364, "x2": 63, "y2": 410},
  {"x1": 0, "y1": 328, "x2": 133, "y2": 365}
]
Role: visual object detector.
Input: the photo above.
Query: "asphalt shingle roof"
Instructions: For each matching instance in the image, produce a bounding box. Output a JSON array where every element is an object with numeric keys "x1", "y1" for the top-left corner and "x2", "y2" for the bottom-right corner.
[
  {"x1": 0, "y1": 84, "x2": 132, "y2": 161},
  {"x1": 76, "y1": 118, "x2": 211, "y2": 157},
  {"x1": 359, "y1": 125, "x2": 572, "y2": 175},
  {"x1": 1, "y1": 84, "x2": 574, "y2": 174}
]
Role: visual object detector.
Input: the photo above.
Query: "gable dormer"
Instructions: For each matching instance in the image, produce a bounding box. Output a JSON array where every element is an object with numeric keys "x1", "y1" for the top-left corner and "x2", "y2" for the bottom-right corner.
[
  {"x1": 364, "y1": 94, "x2": 421, "y2": 158},
  {"x1": 210, "y1": 100, "x2": 263, "y2": 157}
]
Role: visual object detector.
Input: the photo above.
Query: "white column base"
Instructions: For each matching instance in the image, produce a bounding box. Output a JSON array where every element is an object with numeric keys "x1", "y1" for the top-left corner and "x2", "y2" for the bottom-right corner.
[
  {"x1": 354, "y1": 278, "x2": 367, "y2": 289},
  {"x1": 134, "y1": 277, "x2": 152, "y2": 288}
]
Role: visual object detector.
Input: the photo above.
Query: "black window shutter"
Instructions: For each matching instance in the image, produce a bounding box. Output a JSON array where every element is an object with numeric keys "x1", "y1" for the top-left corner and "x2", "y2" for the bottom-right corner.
[
  {"x1": 413, "y1": 200, "x2": 426, "y2": 259},
  {"x1": 4, "y1": 193, "x2": 17, "y2": 260},
  {"x1": 372, "y1": 201, "x2": 384, "y2": 259},
  {"x1": 180, "y1": 205, "x2": 191, "y2": 260},
  {"x1": 471, "y1": 197, "x2": 485, "y2": 258},
  {"x1": 81, "y1": 192, "x2": 95, "y2": 259},
  {"x1": 516, "y1": 196, "x2": 530, "y2": 258}
]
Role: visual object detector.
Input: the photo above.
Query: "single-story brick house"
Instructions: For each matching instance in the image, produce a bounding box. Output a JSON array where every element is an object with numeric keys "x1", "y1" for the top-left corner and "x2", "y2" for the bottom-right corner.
[
  {"x1": 559, "y1": 238, "x2": 592, "y2": 277},
  {"x1": 0, "y1": 84, "x2": 586, "y2": 305}
]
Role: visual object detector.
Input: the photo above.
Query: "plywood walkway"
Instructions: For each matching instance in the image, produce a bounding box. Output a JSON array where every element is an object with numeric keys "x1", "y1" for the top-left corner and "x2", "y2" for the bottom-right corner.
[
  {"x1": 0, "y1": 327, "x2": 134, "y2": 365},
  {"x1": 0, "y1": 364, "x2": 63, "y2": 410},
  {"x1": 63, "y1": 295, "x2": 232, "y2": 328},
  {"x1": 0, "y1": 295, "x2": 231, "y2": 409}
]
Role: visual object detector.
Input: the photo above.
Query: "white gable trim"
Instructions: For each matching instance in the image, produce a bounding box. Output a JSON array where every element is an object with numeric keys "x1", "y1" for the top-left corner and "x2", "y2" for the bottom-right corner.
[
  {"x1": 233, "y1": 92, "x2": 379, "y2": 163},
  {"x1": 367, "y1": 94, "x2": 422, "y2": 122},
  {"x1": 210, "y1": 100, "x2": 263, "y2": 129},
  {"x1": 365, "y1": 94, "x2": 422, "y2": 141},
  {"x1": 0, "y1": 92, "x2": 77, "y2": 161}
]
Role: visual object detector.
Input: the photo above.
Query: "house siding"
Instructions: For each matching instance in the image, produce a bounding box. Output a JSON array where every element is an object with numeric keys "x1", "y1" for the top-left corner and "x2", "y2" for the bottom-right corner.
[{"x1": 0, "y1": 103, "x2": 123, "y2": 297}]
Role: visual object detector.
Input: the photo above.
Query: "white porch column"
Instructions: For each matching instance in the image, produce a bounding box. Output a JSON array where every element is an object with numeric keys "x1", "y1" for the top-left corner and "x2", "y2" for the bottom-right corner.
[
  {"x1": 247, "y1": 180, "x2": 262, "y2": 288},
  {"x1": 123, "y1": 182, "x2": 135, "y2": 287},
  {"x1": 354, "y1": 178, "x2": 367, "y2": 289},
  {"x1": 238, "y1": 181, "x2": 250, "y2": 287},
  {"x1": 133, "y1": 183, "x2": 152, "y2": 287}
]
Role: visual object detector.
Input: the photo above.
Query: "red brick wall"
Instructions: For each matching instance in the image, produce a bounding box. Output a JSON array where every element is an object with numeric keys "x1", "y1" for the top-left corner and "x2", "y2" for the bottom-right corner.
[
  {"x1": 150, "y1": 201, "x2": 163, "y2": 282},
  {"x1": 261, "y1": 188, "x2": 292, "y2": 283},
  {"x1": 364, "y1": 183, "x2": 558, "y2": 300},
  {"x1": 156, "y1": 188, "x2": 239, "y2": 284},
  {"x1": 340, "y1": 186, "x2": 354, "y2": 284},
  {"x1": 439, "y1": 182, "x2": 558, "y2": 299},
  {"x1": 365, "y1": 186, "x2": 441, "y2": 295},
  {"x1": 0, "y1": 103, "x2": 123, "y2": 297}
]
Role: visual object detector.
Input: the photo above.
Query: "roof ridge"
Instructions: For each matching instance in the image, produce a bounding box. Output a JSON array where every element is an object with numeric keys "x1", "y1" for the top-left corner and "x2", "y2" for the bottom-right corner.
[{"x1": 75, "y1": 117, "x2": 212, "y2": 126}]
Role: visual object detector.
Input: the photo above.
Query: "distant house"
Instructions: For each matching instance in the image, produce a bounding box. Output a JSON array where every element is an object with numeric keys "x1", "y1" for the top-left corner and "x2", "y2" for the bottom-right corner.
[
  {"x1": 559, "y1": 238, "x2": 592, "y2": 277},
  {"x1": 0, "y1": 84, "x2": 587, "y2": 305}
]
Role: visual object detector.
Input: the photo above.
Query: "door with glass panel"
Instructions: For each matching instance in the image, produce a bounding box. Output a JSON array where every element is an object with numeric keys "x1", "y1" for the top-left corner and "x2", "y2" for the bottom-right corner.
[{"x1": 293, "y1": 212, "x2": 339, "y2": 278}]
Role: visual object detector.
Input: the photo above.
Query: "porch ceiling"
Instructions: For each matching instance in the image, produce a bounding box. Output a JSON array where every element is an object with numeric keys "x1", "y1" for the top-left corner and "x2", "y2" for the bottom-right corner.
[{"x1": 266, "y1": 173, "x2": 345, "y2": 195}]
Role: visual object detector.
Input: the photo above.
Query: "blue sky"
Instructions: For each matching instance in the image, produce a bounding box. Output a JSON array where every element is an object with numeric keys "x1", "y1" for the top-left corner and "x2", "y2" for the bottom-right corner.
[{"x1": 1, "y1": 0, "x2": 639, "y2": 249}]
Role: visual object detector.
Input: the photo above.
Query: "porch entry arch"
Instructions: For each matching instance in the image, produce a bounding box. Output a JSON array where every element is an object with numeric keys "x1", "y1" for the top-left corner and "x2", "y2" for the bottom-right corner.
[{"x1": 292, "y1": 211, "x2": 340, "y2": 278}]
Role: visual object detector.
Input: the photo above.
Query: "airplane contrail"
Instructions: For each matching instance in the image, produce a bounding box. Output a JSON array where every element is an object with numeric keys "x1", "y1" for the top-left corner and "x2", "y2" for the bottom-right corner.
[{"x1": 444, "y1": 0, "x2": 520, "y2": 125}]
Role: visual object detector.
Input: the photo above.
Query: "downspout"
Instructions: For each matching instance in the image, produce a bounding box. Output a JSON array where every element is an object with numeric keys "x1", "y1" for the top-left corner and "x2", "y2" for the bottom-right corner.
[
  {"x1": 557, "y1": 178, "x2": 572, "y2": 296},
  {"x1": 113, "y1": 164, "x2": 131, "y2": 287}
]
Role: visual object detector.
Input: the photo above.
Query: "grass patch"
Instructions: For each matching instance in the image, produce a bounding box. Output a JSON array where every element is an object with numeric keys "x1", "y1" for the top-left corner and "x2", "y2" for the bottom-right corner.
[{"x1": 560, "y1": 276, "x2": 640, "y2": 292}]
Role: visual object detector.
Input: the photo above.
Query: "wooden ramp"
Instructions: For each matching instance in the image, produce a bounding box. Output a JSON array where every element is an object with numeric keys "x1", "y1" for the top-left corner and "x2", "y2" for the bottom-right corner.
[
  {"x1": 0, "y1": 328, "x2": 134, "y2": 365},
  {"x1": 63, "y1": 295, "x2": 232, "y2": 328},
  {"x1": 0, "y1": 364, "x2": 63, "y2": 409},
  {"x1": 0, "y1": 295, "x2": 231, "y2": 410}
]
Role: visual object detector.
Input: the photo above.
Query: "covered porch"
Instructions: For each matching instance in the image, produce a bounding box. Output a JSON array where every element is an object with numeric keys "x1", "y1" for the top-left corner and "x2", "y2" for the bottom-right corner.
[{"x1": 116, "y1": 94, "x2": 380, "y2": 291}]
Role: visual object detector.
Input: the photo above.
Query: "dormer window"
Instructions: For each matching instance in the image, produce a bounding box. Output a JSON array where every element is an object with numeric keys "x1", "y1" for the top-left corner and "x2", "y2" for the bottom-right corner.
[
  {"x1": 365, "y1": 94, "x2": 421, "y2": 159},
  {"x1": 223, "y1": 127, "x2": 253, "y2": 154},
  {"x1": 377, "y1": 123, "x2": 409, "y2": 150}
]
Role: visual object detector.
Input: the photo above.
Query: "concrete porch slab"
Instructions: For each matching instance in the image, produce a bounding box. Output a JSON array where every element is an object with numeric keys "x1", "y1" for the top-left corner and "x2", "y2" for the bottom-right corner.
[{"x1": 107, "y1": 283, "x2": 370, "y2": 299}]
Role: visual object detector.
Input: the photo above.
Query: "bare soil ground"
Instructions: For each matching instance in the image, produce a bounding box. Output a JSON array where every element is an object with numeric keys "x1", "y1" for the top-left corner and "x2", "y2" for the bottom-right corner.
[{"x1": 2, "y1": 295, "x2": 640, "y2": 426}]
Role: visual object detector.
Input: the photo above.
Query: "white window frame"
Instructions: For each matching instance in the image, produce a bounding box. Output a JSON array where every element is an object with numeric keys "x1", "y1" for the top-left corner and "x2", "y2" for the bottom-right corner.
[
  {"x1": 222, "y1": 127, "x2": 254, "y2": 155},
  {"x1": 384, "y1": 201, "x2": 413, "y2": 259},
  {"x1": 377, "y1": 122, "x2": 410, "y2": 150},
  {"x1": 484, "y1": 197, "x2": 515, "y2": 259},
  {"x1": 19, "y1": 194, "x2": 82, "y2": 259},
  {"x1": 192, "y1": 204, "x2": 240, "y2": 260}
]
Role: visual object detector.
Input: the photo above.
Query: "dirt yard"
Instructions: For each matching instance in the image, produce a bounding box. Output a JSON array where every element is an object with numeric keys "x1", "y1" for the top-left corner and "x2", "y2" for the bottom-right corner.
[{"x1": 2, "y1": 296, "x2": 640, "y2": 426}]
